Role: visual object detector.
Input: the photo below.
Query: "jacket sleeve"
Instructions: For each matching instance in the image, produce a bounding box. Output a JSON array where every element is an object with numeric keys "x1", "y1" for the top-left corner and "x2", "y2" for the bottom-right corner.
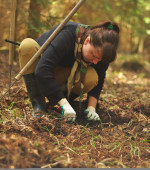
[
  {"x1": 35, "y1": 30, "x2": 75, "y2": 105},
  {"x1": 88, "y1": 61, "x2": 109, "y2": 100}
]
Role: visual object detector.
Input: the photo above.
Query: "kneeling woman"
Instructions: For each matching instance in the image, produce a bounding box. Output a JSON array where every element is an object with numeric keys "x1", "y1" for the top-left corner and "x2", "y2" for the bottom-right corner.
[{"x1": 19, "y1": 20, "x2": 120, "y2": 123}]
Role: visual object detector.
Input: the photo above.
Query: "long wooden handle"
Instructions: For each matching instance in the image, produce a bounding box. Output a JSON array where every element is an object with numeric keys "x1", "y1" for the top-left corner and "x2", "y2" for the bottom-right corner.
[{"x1": 15, "y1": 0, "x2": 85, "y2": 80}]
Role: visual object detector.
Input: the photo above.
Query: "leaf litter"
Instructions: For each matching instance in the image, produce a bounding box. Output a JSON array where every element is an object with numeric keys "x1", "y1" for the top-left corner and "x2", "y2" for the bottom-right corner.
[{"x1": 0, "y1": 51, "x2": 150, "y2": 168}]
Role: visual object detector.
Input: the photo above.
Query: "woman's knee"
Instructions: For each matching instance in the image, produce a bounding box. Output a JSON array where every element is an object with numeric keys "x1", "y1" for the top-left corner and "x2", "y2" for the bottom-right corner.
[
  {"x1": 19, "y1": 38, "x2": 40, "y2": 55},
  {"x1": 18, "y1": 38, "x2": 40, "y2": 74}
]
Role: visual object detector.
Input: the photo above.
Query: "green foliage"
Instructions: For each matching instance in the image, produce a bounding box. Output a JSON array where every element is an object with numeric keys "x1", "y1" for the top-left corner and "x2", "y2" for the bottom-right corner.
[
  {"x1": 130, "y1": 142, "x2": 141, "y2": 158},
  {"x1": 7, "y1": 101, "x2": 23, "y2": 119},
  {"x1": 14, "y1": 0, "x2": 150, "y2": 52},
  {"x1": 38, "y1": 0, "x2": 50, "y2": 8},
  {"x1": 90, "y1": 134, "x2": 103, "y2": 149},
  {"x1": 42, "y1": 126, "x2": 60, "y2": 145},
  {"x1": 7, "y1": 101, "x2": 15, "y2": 110}
]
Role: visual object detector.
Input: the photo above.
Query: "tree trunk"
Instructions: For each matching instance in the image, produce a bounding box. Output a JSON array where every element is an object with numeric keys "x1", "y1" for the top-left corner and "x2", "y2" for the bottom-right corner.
[{"x1": 27, "y1": 0, "x2": 41, "y2": 38}]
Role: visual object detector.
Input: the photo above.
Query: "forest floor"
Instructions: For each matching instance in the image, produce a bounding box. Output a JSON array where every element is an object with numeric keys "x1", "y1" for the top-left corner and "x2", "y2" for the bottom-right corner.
[{"x1": 0, "y1": 50, "x2": 150, "y2": 168}]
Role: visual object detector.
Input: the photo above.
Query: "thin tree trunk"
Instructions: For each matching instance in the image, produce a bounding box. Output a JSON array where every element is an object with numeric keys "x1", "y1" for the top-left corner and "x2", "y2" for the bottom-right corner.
[{"x1": 27, "y1": 0, "x2": 41, "y2": 38}]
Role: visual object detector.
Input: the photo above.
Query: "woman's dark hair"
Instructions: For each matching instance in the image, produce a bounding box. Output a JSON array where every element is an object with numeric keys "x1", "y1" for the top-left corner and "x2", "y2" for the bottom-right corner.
[{"x1": 82, "y1": 20, "x2": 120, "y2": 63}]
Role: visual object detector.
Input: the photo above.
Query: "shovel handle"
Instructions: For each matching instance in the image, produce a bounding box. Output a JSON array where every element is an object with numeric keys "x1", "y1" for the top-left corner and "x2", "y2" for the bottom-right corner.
[{"x1": 15, "y1": 0, "x2": 85, "y2": 80}]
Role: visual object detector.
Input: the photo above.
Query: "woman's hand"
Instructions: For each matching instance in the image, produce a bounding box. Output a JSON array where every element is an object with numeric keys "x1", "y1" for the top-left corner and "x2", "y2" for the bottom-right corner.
[
  {"x1": 58, "y1": 98, "x2": 76, "y2": 123},
  {"x1": 84, "y1": 106, "x2": 100, "y2": 121}
]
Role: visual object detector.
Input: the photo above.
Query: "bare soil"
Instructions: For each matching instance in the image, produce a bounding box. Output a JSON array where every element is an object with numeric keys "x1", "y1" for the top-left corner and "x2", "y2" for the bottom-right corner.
[{"x1": 0, "y1": 50, "x2": 150, "y2": 168}]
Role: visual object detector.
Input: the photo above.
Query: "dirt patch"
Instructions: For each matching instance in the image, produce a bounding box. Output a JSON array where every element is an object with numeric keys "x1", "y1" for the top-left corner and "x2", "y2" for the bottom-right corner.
[{"x1": 0, "y1": 51, "x2": 150, "y2": 168}]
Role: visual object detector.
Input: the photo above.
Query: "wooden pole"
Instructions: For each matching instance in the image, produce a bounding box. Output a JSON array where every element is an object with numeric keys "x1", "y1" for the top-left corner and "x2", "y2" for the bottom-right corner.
[
  {"x1": 9, "y1": 0, "x2": 17, "y2": 95},
  {"x1": 9, "y1": 0, "x2": 17, "y2": 66},
  {"x1": 15, "y1": 0, "x2": 85, "y2": 80}
]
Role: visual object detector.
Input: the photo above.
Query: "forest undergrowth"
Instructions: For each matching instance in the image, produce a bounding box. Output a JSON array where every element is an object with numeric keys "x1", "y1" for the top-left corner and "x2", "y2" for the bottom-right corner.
[{"x1": 0, "y1": 51, "x2": 150, "y2": 168}]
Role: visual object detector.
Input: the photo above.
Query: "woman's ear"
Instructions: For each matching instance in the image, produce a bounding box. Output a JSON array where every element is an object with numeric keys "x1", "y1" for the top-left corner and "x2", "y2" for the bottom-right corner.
[{"x1": 84, "y1": 36, "x2": 90, "y2": 45}]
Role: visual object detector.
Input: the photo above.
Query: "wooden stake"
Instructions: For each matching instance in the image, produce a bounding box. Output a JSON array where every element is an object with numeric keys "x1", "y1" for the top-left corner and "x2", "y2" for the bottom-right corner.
[
  {"x1": 9, "y1": 0, "x2": 17, "y2": 95},
  {"x1": 9, "y1": 0, "x2": 17, "y2": 66}
]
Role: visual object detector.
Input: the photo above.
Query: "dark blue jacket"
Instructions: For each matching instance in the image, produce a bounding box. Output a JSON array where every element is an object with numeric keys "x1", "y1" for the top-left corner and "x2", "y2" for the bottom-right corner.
[{"x1": 35, "y1": 22, "x2": 108, "y2": 105}]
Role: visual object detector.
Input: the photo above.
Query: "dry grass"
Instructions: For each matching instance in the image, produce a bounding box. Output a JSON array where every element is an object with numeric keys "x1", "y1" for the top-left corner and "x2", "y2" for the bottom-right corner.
[{"x1": 0, "y1": 51, "x2": 150, "y2": 168}]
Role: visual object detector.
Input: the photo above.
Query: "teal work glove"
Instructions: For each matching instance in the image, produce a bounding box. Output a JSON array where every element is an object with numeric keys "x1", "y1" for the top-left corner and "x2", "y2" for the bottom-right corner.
[
  {"x1": 84, "y1": 106, "x2": 100, "y2": 121},
  {"x1": 58, "y1": 98, "x2": 76, "y2": 123}
]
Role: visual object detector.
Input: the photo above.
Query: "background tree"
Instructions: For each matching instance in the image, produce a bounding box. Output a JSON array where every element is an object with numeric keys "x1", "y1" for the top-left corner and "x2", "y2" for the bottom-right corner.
[
  {"x1": 0, "y1": 0, "x2": 150, "y2": 54},
  {"x1": 27, "y1": 0, "x2": 41, "y2": 38}
]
